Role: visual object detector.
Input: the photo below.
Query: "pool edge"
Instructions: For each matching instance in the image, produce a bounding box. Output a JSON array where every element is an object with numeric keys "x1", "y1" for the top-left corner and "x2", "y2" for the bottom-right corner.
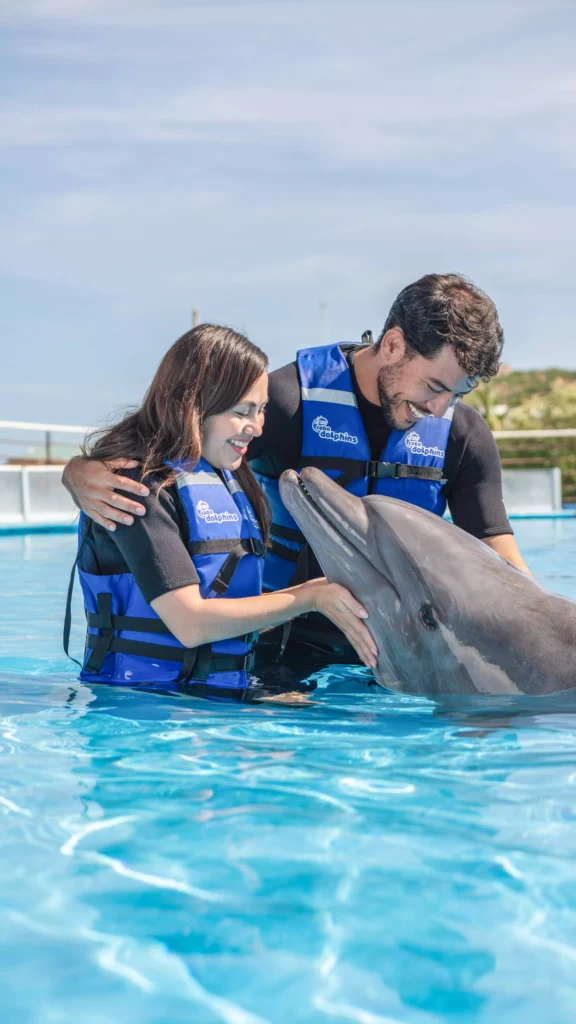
[{"x1": 0, "y1": 523, "x2": 77, "y2": 536}]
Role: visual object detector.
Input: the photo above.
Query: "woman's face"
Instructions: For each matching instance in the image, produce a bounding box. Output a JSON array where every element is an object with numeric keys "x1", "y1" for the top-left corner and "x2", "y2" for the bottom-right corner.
[{"x1": 201, "y1": 372, "x2": 268, "y2": 471}]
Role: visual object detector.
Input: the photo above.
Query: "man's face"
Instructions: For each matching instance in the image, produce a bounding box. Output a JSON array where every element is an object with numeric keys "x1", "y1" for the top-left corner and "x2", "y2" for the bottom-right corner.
[{"x1": 377, "y1": 338, "x2": 477, "y2": 430}]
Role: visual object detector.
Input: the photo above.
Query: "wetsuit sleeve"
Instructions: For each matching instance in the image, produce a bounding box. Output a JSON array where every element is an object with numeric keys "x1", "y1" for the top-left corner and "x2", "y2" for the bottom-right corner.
[
  {"x1": 106, "y1": 471, "x2": 199, "y2": 604},
  {"x1": 248, "y1": 360, "x2": 302, "y2": 477},
  {"x1": 445, "y1": 404, "x2": 513, "y2": 539}
]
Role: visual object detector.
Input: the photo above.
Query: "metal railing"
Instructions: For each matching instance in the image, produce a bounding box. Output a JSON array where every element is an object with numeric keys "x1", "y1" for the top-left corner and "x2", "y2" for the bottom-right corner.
[
  {"x1": 0, "y1": 464, "x2": 77, "y2": 524},
  {"x1": 494, "y1": 428, "x2": 576, "y2": 440},
  {"x1": 492, "y1": 428, "x2": 576, "y2": 505},
  {"x1": 0, "y1": 420, "x2": 94, "y2": 465},
  {"x1": 2, "y1": 420, "x2": 575, "y2": 461},
  {"x1": 1, "y1": 420, "x2": 576, "y2": 524},
  {"x1": 0, "y1": 421, "x2": 95, "y2": 524}
]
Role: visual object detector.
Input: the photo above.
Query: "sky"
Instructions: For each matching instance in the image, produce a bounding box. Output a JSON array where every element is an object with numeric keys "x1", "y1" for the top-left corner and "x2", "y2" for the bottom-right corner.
[{"x1": 1, "y1": 0, "x2": 576, "y2": 428}]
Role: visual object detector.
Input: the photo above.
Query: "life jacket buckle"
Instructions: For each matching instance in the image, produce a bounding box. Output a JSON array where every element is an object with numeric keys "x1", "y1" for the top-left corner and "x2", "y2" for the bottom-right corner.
[
  {"x1": 244, "y1": 650, "x2": 256, "y2": 674},
  {"x1": 246, "y1": 537, "x2": 265, "y2": 558},
  {"x1": 367, "y1": 461, "x2": 397, "y2": 479}
]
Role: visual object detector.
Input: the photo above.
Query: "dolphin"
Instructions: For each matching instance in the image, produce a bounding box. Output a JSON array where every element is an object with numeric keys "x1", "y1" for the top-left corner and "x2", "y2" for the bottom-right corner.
[{"x1": 279, "y1": 467, "x2": 576, "y2": 697}]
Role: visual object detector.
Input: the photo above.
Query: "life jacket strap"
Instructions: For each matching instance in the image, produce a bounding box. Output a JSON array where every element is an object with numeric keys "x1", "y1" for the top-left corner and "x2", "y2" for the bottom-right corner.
[
  {"x1": 83, "y1": 592, "x2": 115, "y2": 673},
  {"x1": 86, "y1": 611, "x2": 172, "y2": 633},
  {"x1": 208, "y1": 537, "x2": 265, "y2": 595},
  {"x1": 179, "y1": 680, "x2": 252, "y2": 702},
  {"x1": 84, "y1": 632, "x2": 257, "y2": 678},
  {"x1": 299, "y1": 455, "x2": 365, "y2": 487},
  {"x1": 267, "y1": 515, "x2": 306, "y2": 565},
  {"x1": 269, "y1": 522, "x2": 305, "y2": 543},
  {"x1": 188, "y1": 537, "x2": 265, "y2": 556},
  {"x1": 63, "y1": 516, "x2": 91, "y2": 669},
  {"x1": 267, "y1": 538, "x2": 300, "y2": 564},
  {"x1": 299, "y1": 455, "x2": 443, "y2": 484},
  {"x1": 263, "y1": 541, "x2": 310, "y2": 661},
  {"x1": 368, "y1": 461, "x2": 444, "y2": 482}
]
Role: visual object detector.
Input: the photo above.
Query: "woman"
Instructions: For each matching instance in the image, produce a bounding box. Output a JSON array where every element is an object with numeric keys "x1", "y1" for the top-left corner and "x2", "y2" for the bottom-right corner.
[{"x1": 67, "y1": 324, "x2": 376, "y2": 701}]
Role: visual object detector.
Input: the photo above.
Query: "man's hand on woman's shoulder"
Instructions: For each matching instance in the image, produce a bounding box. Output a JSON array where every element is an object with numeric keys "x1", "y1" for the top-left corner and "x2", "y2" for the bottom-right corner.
[{"x1": 62, "y1": 456, "x2": 150, "y2": 531}]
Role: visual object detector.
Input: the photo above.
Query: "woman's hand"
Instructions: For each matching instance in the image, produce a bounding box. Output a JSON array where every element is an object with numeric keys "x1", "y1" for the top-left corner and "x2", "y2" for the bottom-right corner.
[
  {"x1": 62, "y1": 457, "x2": 150, "y2": 531},
  {"x1": 152, "y1": 576, "x2": 378, "y2": 665},
  {"x1": 304, "y1": 579, "x2": 378, "y2": 669}
]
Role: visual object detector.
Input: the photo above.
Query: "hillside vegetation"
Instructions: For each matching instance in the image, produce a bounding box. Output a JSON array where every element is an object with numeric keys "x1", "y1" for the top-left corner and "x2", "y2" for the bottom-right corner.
[
  {"x1": 463, "y1": 368, "x2": 576, "y2": 503},
  {"x1": 463, "y1": 367, "x2": 576, "y2": 431}
]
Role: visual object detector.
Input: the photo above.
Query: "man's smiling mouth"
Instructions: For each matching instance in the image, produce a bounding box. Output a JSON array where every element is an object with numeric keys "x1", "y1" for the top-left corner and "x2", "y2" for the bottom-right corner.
[{"x1": 406, "y1": 401, "x2": 430, "y2": 421}]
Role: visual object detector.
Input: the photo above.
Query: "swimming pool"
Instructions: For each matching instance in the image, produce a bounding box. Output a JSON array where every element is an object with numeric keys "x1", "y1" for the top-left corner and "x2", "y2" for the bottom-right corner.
[{"x1": 1, "y1": 523, "x2": 576, "y2": 1023}]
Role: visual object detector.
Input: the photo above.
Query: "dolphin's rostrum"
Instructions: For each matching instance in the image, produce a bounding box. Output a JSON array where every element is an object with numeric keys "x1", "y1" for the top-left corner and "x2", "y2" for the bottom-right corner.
[{"x1": 279, "y1": 467, "x2": 576, "y2": 696}]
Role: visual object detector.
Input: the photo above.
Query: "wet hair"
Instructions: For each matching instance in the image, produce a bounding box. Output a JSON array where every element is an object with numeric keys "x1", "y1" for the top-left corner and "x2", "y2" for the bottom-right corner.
[
  {"x1": 84, "y1": 324, "x2": 270, "y2": 541},
  {"x1": 377, "y1": 273, "x2": 503, "y2": 382}
]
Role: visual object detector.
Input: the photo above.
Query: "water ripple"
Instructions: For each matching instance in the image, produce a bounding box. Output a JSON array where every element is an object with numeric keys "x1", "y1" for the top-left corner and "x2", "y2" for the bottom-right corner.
[{"x1": 2, "y1": 528, "x2": 576, "y2": 1021}]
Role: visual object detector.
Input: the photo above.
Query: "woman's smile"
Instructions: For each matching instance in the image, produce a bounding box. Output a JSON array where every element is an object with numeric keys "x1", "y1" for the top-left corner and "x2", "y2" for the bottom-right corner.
[
  {"x1": 227, "y1": 436, "x2": 252, "y2": 456},
  {"x1": 202, "y1": 372, "x2": 268, "y2": 469}
]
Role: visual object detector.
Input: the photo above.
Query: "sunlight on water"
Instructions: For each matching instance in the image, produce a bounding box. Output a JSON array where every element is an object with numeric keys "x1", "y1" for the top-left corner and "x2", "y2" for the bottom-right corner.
[{"x1": 1, "y1": 522, "x2": 576, "y2": 1022}]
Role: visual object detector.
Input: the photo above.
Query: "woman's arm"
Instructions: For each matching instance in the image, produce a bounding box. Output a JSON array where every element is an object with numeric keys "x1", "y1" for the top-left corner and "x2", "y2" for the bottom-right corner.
[
  {"x1": 95, "y1": 475, "x2": 377, "y2": 668},
  {"x1": 152, "y1": 580, "x2": 377, "y2": 668}
]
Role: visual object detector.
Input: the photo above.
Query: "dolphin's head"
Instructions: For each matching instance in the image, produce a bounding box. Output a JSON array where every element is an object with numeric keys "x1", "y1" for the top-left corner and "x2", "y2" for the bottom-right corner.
[{"x1": 279, "y1": 467, "x2": 542, "y2": 696}]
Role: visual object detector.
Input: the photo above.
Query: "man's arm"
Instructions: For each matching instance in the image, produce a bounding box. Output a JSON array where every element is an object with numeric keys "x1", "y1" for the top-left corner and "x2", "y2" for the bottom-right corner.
[
  {"x1": 62, "y1": 359, "x2": 303, "y2": 530},
  {"x1": 62, "y1": 457, "x2": 150, "y2": 531},
  {"x1": 482, "y1": 534, "x2": 532, "y2": 574},
  {"x1": 446, "y1": 404, "x2": 531, "y2": 574}
]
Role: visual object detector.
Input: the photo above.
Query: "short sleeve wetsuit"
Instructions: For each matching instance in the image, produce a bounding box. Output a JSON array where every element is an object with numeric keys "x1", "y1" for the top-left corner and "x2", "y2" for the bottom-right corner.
[{"x1": 79, "y1": 470, "x2": 200, "y2": 602}]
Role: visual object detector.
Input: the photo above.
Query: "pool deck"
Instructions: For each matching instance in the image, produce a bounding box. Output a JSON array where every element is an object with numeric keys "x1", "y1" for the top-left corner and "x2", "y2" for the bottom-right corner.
[{"x1": 2, "y1": 509, "x2": 576, "y2": 536}]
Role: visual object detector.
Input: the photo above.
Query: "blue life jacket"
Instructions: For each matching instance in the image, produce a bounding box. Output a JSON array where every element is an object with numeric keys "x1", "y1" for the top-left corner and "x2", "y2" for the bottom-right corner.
[
  {"x1": 68, "y1": 458, "x2": 265, "y2": 699},
  {"x1": 256, "y1": 342, "x2": 452, "y2": 592}
]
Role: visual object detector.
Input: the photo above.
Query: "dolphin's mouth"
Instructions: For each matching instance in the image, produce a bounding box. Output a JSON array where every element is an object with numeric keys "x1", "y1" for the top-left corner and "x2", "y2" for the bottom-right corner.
[
  {"x1": 295, "y1": 472, "x2": 330, "y2": 520},
  {"x1": 296, "y1": 473, "x2": 312, "y2": 500},
  {"x1": 280, "y1": 467, "x2": 402, "y2": 602},
  {"x1": 281, "y1": 468, "x2": 369, "y2": 551}
]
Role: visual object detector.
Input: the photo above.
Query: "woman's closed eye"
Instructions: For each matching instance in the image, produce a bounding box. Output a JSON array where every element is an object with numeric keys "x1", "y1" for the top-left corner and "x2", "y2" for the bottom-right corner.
[{"x1": 233, "y1": 405, "x2": 267, "y2": 417}]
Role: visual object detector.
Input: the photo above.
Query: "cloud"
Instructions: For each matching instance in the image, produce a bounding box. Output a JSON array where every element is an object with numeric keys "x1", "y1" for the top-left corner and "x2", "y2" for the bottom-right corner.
[
  {"x1": 1, "y1": 1, "x2": 575, "y2": 185},
  {"x1": 1, "y1": 75, "x2": 575, "y2": 185},
  {"x1": 0, "y1": 0, "x2": 315, "y2": 29},
  {"x1": 2, "y1": 181, "x2": 573, "y2": 300},
  {"x1": 1, "y1": 0, "x2": 576, "y2": 427}
]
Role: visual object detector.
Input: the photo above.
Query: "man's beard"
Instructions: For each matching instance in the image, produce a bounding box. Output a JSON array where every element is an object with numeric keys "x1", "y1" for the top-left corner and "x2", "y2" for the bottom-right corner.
[{"x1": 377, "y1": 365, "x2": 405, "y2": 429}]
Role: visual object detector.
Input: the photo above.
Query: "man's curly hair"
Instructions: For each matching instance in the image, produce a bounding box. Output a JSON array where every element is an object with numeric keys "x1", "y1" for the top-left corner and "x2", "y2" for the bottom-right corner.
[{"x1": 378, "y1": 273, "x2": 503, "y2": 382}]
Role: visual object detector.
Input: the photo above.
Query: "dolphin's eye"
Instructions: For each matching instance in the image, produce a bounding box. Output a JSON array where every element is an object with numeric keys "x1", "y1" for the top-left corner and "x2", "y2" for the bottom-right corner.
[{"x1": 419, "y1": 603, "x2": 439, "y2": 631}]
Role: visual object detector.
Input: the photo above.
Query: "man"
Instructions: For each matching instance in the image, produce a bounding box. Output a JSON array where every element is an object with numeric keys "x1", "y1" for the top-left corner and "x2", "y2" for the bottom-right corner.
[{"x1": 63, "y1": 272, "x2": 529, "y2": 667}]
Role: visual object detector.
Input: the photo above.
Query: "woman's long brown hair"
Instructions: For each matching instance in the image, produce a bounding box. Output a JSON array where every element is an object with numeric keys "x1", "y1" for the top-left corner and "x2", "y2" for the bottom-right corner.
[{"x1": 84, "y1": 324, "x2": 271, "y2": 541}]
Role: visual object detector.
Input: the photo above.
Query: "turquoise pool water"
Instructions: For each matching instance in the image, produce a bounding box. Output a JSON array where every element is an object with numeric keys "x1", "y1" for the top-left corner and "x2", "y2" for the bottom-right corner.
[{"x1": 1, "y1": 523, "x2": 576, "y2": 1023}]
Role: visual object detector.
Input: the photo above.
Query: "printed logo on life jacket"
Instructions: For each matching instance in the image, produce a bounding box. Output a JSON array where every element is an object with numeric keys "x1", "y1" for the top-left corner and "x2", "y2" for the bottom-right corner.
[
  {"x1": 312, "y1": 415, "x2": 358, "y2": 445},
  {"x1": 405, "y1": 431, "x2": 445, "y2": 459},
  {"x1": 246, "y1": 507, "x2": 260, "y2": 531},
  {"x1": 195, "y1": 500, "x2": 239, "y2": 524}
]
